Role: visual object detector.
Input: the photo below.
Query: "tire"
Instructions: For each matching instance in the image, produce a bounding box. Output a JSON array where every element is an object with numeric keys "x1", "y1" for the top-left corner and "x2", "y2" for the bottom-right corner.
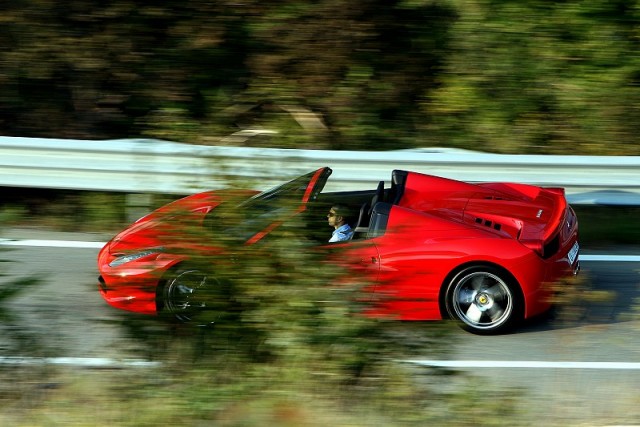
[
  {"x1": 159, "y1": 266, "x2": 219, "y2": 323},
  {"x1": 444, "y1": 265, "x2": 523, "y2": 334}
]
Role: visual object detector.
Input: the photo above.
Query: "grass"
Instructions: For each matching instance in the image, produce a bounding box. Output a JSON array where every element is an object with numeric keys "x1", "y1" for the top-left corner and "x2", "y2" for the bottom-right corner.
[{"x1": 0, "y1": 356, "x2": 530, "y2": 427}]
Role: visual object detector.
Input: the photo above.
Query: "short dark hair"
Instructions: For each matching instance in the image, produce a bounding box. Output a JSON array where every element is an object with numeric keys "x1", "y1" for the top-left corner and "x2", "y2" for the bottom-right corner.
[{"x1": 331, "y1": 204, "x2": 353, "y2": 223}]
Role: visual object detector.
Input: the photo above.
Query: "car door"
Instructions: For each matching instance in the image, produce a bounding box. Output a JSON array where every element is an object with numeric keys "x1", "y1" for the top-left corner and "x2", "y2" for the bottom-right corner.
[
  {"x1": 320, "y1": 203, "x2": 388, "y2": 294},
  {"x1": 320, "y1": 239, "x2": 381, "y2": 296},
  {"x1": 365, "y1": 205, "x2": 453, "y2": 320}
]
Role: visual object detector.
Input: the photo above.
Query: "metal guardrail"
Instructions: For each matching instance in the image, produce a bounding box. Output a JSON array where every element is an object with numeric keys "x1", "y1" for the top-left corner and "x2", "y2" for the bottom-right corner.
[{"x1": 1, "y1": 134, "x2": 639, "y2": 205}]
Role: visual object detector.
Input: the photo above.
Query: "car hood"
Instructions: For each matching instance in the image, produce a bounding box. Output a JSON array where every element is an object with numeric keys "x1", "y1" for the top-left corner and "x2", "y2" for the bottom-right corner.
[
  {"x1": 105, "y1": 190, "x2": 254, "y2": 255},
  {"x1": 105, "y1": 167, "x2": 333, "y2": 256}
]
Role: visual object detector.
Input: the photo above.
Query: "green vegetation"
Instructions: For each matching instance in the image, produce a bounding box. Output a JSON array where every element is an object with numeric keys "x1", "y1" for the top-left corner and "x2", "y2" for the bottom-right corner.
[
  {"x1": 0, "y1": 363, "x2": 526, "y2": 426},
  {"x1": 0, "y1": 190, "x2": 127, "y2": 233},
  {"x1": 0, "y1": 206, "x2": 519, "y2": 426},
  {"x1": 573, "y1": 205, "x2": 640, "y2": 247},
  {"x1": 2, "y1": 1, "x2": 640, "y2": 155},
  {"x1": 1, "y1": 2, "x2": 639, "y2": 425}
]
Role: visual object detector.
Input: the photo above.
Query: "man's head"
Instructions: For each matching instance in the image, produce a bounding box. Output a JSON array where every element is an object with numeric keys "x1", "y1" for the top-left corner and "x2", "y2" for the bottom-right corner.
[{"x1": 327, "y1": 205, "x2": 351, "y2": 229}]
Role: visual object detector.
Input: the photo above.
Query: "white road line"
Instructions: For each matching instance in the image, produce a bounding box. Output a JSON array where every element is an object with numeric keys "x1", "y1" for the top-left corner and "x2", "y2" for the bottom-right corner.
[
  {"x1": 0, "y1": 239, "x2": 105, "y2": 249},
  {"x1": 0, "y1": 356, "x2": 160, "y2": 368},
  {"x1": 3, "y1": 356, "x2": 640, "y2": 370},
  {"x1": 408, "y1": 360, "x2": 640, "y2": 370},
  {"x1": 581, "y1": 254, "x2": 640, "y2": 262}
]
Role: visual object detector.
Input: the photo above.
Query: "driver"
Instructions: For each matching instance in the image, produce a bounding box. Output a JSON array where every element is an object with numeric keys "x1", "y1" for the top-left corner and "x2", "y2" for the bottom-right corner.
[{"x1": 327, "y1": 205, "x2": 354, "y2": 242}]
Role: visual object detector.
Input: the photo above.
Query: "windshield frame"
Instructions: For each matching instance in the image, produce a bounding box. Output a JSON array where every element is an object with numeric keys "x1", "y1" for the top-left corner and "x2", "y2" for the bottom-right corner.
[{"x1": 242, "y1": 167, "x2": 331, "y2": 207}]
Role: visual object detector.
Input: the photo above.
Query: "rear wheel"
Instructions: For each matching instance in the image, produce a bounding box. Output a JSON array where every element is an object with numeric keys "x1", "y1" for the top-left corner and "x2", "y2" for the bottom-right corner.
[
  {"x1": 444, "y1": 265, "x2": 522, "y2": 334},
  {"x1": 160, "y1": 267, "x2": 219, "y2": 323}
]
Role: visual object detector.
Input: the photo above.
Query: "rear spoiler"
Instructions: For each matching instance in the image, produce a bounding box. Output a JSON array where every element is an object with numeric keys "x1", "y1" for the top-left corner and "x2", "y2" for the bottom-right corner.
[{"x1": 520, "y1": 188, "x2": 567, "y2": 258}]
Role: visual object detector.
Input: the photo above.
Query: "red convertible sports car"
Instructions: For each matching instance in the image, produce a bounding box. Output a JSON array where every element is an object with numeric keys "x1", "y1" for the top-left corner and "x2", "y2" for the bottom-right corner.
[{"x1": 98, "y1": 167, "x2": 580, "y2": 334}]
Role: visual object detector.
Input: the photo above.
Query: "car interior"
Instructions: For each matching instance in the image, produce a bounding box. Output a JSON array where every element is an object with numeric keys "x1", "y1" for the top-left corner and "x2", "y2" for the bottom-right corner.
[
  {"x1": 204, "y1": 169, "x2": 408, "y2": 245},
  {"x1": 303, "y1": 170, "x2": 407, "y2": 243}
]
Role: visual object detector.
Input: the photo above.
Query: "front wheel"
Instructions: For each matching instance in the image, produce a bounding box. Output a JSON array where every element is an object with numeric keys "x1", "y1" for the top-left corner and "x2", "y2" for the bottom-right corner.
[
  {"x1": 159, "y1": 267, "x2": 219, "y2": 323},
  {"x1": 444, "y1": 265, "x2": 523, "y2": 334}
]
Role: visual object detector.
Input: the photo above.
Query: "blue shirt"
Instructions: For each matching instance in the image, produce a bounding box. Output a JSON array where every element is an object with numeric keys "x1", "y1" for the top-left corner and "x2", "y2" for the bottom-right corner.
[{"x1": 329, "y1": 224, "x2": 354, "y2": 242}]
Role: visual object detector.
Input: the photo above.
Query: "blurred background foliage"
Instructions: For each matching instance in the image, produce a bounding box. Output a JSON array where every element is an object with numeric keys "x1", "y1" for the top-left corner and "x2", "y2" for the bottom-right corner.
[
  {"x1": 1, "y1": 2, "x2": 639, "y2": 425},
  {"x1": 1, "y1": 0, "x2": 639, "y2": 154}
]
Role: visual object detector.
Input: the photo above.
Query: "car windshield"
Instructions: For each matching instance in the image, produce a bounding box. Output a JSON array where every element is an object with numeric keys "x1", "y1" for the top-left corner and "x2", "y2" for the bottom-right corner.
[
  {"x1": 241, "y1": 170, "x2": 319, "y2": 209},
  {"x1": 206, "y1": 170, "x2": 324, "y2": 242}
]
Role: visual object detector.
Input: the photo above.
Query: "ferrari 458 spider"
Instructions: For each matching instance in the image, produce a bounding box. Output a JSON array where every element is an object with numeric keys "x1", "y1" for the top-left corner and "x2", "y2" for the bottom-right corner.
[{"x1": 98, "y1": 167, "x2": 579, "y2": 334}]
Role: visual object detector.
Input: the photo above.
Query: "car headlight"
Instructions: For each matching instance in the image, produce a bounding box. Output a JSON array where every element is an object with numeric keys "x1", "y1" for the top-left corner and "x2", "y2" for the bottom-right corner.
[{"x1": 108, "y1": 249, "x2": 163, "y2": 267}]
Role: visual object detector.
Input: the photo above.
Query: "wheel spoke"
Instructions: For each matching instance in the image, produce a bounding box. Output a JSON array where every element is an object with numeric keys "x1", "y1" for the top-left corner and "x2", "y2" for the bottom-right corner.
[
  {"x1": 486, "y1": 283, "x2": 506, "y2": 301},
  {"x1": 458, "y1": 288, "x2": 476, "y2": 304},
  {"x1": 470, "y1": 275, "x2": 487, "y2": 290},
  {"x1": 177, "y1": 284, "x2": 194, "y2": 295},
  {"x1": 486, "y1": 304, "x2": 505, "y2": 323},
  {"x1": 465, "y1": 303, "x2": 483, "y2": 324}
]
